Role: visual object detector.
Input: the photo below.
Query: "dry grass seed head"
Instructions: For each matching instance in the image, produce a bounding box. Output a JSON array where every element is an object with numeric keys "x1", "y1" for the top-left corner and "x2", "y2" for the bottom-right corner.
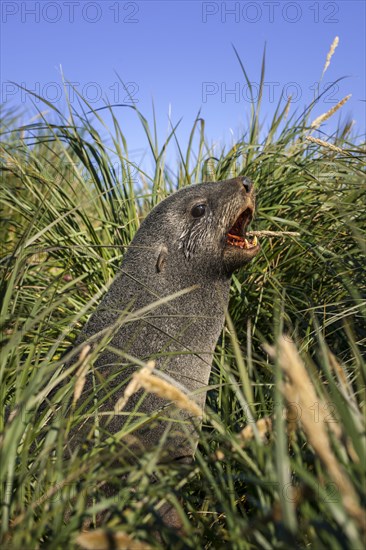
[
  {"x1": 240, "y1": 417, "x2": 273, "y2": 443},
  {"x1": 75, "y1": 529, "x2": 152, "y2": 550},
  {"x1": 72, "y1": 345, "x2": 92, "y2": 406},
  {"x1": 266, "y1": 336, "x2": 365, "y2": 531},
  {"x1": 114, "y1": 360, "x2": 155, "y2": 413},
  {"x1": 114, "y1": 360, "x2": 202, "y2": 418},
  {"x1": 306, "y1": 136, "x2": 345, "y2": 155},
  {"x1": 310, "y1": 95, "x2": 351, "y2": 129},
  {"x1": 322, "y1": 36, "x2": 339, "y2": 77},
  {"x1": 136, "y1": 370, "x2": 203, "y2": 418}
]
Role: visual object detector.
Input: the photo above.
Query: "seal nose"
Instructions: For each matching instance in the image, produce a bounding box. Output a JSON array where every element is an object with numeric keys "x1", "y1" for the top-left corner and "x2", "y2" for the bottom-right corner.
[{"x1": 242, "y1": 177, "x2": 253, "y2": 194}]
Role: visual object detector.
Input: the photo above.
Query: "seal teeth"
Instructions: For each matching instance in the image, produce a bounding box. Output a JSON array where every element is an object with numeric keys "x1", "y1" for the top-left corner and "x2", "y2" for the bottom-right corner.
[{"x1": 226, "y1": 234, "x2": 258, "y2": 250}]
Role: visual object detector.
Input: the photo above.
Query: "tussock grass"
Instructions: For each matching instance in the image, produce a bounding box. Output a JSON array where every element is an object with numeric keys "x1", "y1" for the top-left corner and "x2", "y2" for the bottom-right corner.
[{"x1": 1, "y1": 43, "x2": 365, "y2": 549}]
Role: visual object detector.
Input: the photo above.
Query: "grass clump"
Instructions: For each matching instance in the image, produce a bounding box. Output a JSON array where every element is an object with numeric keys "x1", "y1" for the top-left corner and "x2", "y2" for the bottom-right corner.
[{"x1": 1, "y1": 42, "x2": 365, "y2": 549}]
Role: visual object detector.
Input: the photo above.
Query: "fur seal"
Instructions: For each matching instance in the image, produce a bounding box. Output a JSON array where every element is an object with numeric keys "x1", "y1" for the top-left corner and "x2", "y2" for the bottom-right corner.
[{"x1": 68, "y1": 176, "x2": 259, "y2": 480}]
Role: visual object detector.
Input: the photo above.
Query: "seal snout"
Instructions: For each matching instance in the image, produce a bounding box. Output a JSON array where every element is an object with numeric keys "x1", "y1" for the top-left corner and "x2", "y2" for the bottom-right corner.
[
  {"x1": 241, "y1": 177, "x2": 253, "y2": 194},
  {"x1": 223, "y1": 177, "x2": 260, "y2": 270}
]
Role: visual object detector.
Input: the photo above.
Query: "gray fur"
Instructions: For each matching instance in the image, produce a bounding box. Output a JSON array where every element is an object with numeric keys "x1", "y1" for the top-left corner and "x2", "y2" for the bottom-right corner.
[{"x1": 68, "y1": 177, "x2": 258, "y2": 464}]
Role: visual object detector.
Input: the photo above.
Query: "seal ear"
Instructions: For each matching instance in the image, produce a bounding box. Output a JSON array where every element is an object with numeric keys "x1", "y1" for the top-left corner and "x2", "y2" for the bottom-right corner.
[{"x1": 156, "y1": 245, "x2": 168, "y2": 273}]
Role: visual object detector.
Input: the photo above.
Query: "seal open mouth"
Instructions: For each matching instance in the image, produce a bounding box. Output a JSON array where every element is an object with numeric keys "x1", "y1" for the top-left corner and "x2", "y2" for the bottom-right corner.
[{"x1": 226, "y1": 207, "x2": 258, "y2": 250}]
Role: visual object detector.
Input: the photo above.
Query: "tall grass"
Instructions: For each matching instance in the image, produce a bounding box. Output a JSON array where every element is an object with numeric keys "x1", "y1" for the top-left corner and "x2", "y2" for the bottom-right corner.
[{"x1": 1, "y1": 46, "x2": 365, "y2": 549}]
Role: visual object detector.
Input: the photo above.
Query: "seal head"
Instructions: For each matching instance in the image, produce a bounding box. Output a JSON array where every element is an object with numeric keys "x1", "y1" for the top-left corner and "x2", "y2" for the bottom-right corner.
[{"x1": 130, "y1": 176, "x2": 259, "y2": 280}]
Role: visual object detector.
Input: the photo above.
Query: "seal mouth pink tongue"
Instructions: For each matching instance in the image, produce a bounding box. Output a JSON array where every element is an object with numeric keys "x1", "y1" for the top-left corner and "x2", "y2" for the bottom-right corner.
[{"x1": 227, "y1": 208, "x2": 258, "y2": 250}]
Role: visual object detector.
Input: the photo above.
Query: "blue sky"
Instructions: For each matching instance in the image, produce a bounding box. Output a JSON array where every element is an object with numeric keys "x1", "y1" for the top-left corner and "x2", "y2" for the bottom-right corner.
[{"x1": 1, "y1": 0, "x2": 365, "y2": 163}]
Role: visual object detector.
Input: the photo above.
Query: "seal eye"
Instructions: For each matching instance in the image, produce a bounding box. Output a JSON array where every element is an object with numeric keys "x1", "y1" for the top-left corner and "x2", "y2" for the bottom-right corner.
[{"x1": 191, "y1": 204, "x2": 206, "y2": 218}]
